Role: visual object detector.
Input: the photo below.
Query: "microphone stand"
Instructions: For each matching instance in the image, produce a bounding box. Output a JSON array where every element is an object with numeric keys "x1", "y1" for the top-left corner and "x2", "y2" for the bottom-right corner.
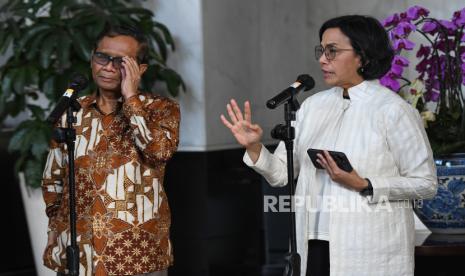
[
  {"x1": 52, "y1": 97, "x2": 81, "y2": 276},
  {"x1": 270, "y1": 96, "x2": 300, "y2": 276}
]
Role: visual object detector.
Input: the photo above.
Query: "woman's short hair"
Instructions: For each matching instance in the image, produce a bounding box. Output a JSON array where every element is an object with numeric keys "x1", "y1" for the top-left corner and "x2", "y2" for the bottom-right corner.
[{"x1": 319, "y1": 15, "x2": 394, "y2": 80}]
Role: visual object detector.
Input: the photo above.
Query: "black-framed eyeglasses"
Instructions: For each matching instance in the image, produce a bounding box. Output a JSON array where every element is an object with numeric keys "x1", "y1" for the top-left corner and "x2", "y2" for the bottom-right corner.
[
  {"x1": 92, "y1": 51, "x2": 126, "y2": 69},
  {"x1": 314, "y1": 45, "x2": 353, "y2": 61}
]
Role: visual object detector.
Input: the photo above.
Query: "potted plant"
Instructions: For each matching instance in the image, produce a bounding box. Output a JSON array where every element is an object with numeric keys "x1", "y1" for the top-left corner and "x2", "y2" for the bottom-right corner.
[
  {"x1": 0, "y1": 1, "x2": 184, "y2": 274},
  {"x1": 380, "y1": 5, "x2": 465, "y2": 234}
]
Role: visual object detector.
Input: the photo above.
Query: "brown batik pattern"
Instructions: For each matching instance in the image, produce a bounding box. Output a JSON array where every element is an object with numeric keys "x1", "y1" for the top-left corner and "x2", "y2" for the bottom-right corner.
[{"x1": 41, "y1": 92, "x2": 179, "y2": 276}]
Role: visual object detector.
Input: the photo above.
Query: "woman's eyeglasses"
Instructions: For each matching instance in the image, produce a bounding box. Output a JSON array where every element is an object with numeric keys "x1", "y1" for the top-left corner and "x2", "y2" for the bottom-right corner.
[{"x1": 314, "y1": 45, "x2": 353, "y2": 61}]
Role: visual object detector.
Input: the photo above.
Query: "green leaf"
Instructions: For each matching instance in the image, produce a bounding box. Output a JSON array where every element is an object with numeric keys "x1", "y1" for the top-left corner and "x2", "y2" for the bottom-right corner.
[
  {"x1": 25, "y1": 65, "x2": 39, "y2": 87},
  {"x1": 70, "y1": 30, "x2": 91, "y2": 61},
  {"x1": 0, "y1": 34, "x2": 13, "y2": 55},
  {"x1": 154, "y1": 22, "x2": 175, "y2": 50},
  {"x1": 57, "y1": 33, "x2": 72, "y2": 70},
  {"x1": 24, "y1": 157, "x2": 44, "y2": 188},
  {"x1": 13, "y1": 68, "x2": 26, "y2": 94},
  {"x1": 5, "y1": 93, "x2": 26, "y2": 117},
  {"x1": 7, "y1": 18, "x2": 21, "y2": 39},
  {"x1": 113, "y1": 7, "x2": 153, "y2": 17},
  {"x1": 25, "y1": 29, "x2": 52, "y2": 61},
  {"x1": 158, "y1": 68, "x2": 186, "y2": 97},
  {"x1": 31, "y1": 134, "x2": 50, "y2": 160},
  {"x1": 42, "y1": 75, "x2": 56, "y2": 100},
  {"x1": 40, "y1": 34, "x2": 57, "y2": 69},
  {"x1": 16, "y1": 24, "x2": 51, "y2": 57},
  {"x1": 8, "y1": 127, "x2": 29, "y2": 153},
  {"x1": 27, "y1": 104, "x2": 46, "y2": 120},
  {"x1": 1, "y1": 70, "x2": 14, "y2": 98},
  {"x1": 150, "y1": 29, "x2": 168, "y2": 61}
]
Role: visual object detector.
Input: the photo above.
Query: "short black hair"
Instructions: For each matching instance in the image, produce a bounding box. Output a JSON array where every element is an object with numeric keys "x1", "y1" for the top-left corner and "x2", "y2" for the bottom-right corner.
[
  {"x1": 94, "y1": 24, "x2": 149, "y2": 64},
  {"x1": 319, "y1": 15, "x2": 394, "y2": 80}
]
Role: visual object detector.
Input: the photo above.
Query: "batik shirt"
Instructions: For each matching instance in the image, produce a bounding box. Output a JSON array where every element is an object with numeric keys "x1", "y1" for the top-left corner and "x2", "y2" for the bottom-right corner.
[{"x1": 41, "y1": 92, "x2": 180, "y2": 276}]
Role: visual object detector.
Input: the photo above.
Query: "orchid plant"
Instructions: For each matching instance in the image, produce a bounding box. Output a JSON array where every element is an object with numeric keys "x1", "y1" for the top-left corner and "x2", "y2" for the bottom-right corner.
[{"x1": 380, "y1": 5, "x2": 465, "y2": 155}]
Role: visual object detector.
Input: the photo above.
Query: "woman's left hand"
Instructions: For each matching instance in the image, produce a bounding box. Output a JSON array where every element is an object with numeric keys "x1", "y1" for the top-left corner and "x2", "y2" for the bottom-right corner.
[{"x1": 317, "y1": 150, "x2": 368, "y2": 191}]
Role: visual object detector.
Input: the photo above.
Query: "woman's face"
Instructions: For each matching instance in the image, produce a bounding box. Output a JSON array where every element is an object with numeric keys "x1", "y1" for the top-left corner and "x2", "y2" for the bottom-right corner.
[{"x1": 319, "y1": 27, "x2": 364, "y2": 89}]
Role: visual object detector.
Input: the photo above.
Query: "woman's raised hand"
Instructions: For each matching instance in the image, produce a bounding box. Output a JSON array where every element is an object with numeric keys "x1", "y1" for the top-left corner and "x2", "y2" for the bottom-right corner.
[{"x1": 220, "y1": 99, "x2": 263, "y2": 149}]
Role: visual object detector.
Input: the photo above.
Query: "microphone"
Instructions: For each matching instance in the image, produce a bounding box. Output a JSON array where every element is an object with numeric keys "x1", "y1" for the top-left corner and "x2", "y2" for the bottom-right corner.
[
  {"x1": 47, "y1": 73, "x2": 89, "y2": 125},
  {"x1": 266, "y1": 74, "x2": 315, "y2": 109}
]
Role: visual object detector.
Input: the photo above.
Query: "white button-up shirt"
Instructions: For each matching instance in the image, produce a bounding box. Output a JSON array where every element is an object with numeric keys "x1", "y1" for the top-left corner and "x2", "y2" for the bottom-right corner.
[{"x1": 244, "y1": 80, "x2": 437, "y2": 276}]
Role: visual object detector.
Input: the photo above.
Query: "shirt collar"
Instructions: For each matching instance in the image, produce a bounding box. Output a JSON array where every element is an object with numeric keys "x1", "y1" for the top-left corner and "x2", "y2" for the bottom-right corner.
[
  {"x1": 80, "y1": 93, "x2": 124, "y2": 109},
  {"x1": 337, "y1": 80, "x2": 379, "y2": 102}
]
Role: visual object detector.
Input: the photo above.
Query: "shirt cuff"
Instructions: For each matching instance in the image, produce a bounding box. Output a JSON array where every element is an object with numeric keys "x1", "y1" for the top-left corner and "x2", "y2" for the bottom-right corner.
[
  {"x1": 243, "y1": 144, "x2": 273, "y2": 170},
  {"x1": 367, "y1": 177, "x2": 390, "y2": 203}
]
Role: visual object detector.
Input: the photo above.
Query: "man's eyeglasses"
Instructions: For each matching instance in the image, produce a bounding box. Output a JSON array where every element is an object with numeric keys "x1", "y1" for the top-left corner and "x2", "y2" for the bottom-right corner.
[
  {"x1": 314, "y1": 45, "x2": 353, "y2": 61},
  {"x1": 92, "y1": 52, "x2": 127, "y2": 69}
]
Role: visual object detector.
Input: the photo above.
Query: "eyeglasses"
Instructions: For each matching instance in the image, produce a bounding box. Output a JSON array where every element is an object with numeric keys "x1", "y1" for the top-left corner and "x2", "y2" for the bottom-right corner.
[
  {"x1": 92, "y1": 52, "x2": 125, "y2": 69},
  {"x1": 314, "y1": 45, "x2": 353, "y2": 61}
]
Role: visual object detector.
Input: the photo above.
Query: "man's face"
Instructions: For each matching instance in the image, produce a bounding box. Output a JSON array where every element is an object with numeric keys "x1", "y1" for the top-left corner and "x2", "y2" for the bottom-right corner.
[{"x1": 91, "y1": 35, "x2": 141, "y2": 93}]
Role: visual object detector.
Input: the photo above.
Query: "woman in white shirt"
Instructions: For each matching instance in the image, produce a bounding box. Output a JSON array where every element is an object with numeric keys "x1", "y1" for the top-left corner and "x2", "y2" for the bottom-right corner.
[{"x1": 221, "y1": 15, "x2": 437, "y2": 276}]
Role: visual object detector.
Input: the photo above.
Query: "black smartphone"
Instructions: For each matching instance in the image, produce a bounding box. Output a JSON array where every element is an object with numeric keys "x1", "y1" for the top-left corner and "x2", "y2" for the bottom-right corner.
[{"x1": 307, "y1": 148, "x2": 353, "y2": 172}]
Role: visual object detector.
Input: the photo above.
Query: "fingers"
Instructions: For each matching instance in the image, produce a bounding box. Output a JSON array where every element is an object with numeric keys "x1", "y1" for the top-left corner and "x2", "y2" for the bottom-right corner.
[
  {"x1": 230, "y1": 99, "x2": 244, "y2": 121},
  {"x1": 220, "y1": 114, "x2": 234, "y2": 129},
  {"x1": 121, "y1": 57, "x2": 140, "y2": 83},
  {"x1": 226, "y1": 103, "x2": 238, "y2": 124},
  {"x1": 317, "y1": 153, "x2": 329, "y2": 171},
  {"x1": 323, "y1": 150, "x2": 339, "y2": 170},
  {"x1": 244, "y1": 101, "x2": 252, "y2": 122},
  {"x1": 250, "y1": 123, "x2": 261, "y2": 131}
]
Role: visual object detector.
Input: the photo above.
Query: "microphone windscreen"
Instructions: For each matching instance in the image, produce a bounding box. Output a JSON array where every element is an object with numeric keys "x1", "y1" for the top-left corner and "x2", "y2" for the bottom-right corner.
[
  {"x1": 69, "y1": 73, "x2": 89, "y2": 91},
  {"x1": 296, "y1": 74, "x2": 315, "y2": 91}
]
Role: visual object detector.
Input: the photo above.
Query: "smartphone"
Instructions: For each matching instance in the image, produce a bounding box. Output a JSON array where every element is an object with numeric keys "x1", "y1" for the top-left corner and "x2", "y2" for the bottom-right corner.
[{"x1": 307, "y1": 148, "x2": 353, "y2": 172}]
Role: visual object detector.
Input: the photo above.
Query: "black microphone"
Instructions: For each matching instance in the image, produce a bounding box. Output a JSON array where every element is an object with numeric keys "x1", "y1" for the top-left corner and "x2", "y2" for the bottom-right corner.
[
  {"x1": 47, "y1": 73, "x2": 89, "y2": 125},
  {"x1": 266, "y1": 74, "x2": 315, "y2": 109}
]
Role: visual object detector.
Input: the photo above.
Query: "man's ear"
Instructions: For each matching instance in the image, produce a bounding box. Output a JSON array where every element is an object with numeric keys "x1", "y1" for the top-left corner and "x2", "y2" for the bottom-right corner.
[{"x1": 139, "y1": 64, "x2": 148, "y2": 76}]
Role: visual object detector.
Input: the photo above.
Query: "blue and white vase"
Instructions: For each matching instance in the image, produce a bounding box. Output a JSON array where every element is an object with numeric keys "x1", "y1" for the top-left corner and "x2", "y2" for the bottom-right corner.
[{"x1": 413, "y1": 153, "x2": 465, "y2": 234}]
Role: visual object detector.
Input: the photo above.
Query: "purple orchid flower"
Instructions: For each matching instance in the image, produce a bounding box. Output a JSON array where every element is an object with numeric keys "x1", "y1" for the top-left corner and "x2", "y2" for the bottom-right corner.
[
  {"x1": 393, "y1": 38, "x2": 415, "y2": 50},
  {"x1": 380, "y1": 74, "x2": 401, "y2": 91},
  {"x1": 393, "y1": 55, "x2": 409, "y2": 66},
  {"x1": 452, "y1": 8, "x2": 465, "y2": 27},
  {"x1": 439, "y1": 20, "x2": 457, "y2": 31},
  {"x1": 416, "y1": 45, "x2": 431, "y2": 58},
  {"x1": 436, "y1": 40, "x2": 455, "y2": 53},
  {"x1": 399, "y1": 12, "x2": 410, "y2": 22},
  {"x1": 383, "y1": 13, "x2": 400, "y2": 27},
  {"x1": 416, "y1": 58, "x2": 430, "y2": 74},
  {"x1": 425, "y1": 90, "x2": 440, "y2": 102},
  {"x1": 421, "y1": 21, "x2": 438, "y2": 34},
  {"x1": 407, "y1": 5, "x2": 430, "y2": 20},
  {"x1": 392, "y1": 21, "x2": 417, "y2": 36},
  {"x1": 391, "y1": 64, "x2": 404, "y2": 76}
]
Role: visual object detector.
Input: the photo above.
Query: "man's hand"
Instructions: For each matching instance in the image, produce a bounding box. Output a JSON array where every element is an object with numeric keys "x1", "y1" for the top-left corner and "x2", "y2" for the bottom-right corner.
[{"x1": 120, "y1": 56, "x2": 142, "y2": 100}]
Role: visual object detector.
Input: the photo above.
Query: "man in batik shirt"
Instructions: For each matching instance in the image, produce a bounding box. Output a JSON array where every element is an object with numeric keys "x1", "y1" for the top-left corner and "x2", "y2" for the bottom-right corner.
[{"x1": 41, "y1": 25, "x2": 179, "y2": 276}]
